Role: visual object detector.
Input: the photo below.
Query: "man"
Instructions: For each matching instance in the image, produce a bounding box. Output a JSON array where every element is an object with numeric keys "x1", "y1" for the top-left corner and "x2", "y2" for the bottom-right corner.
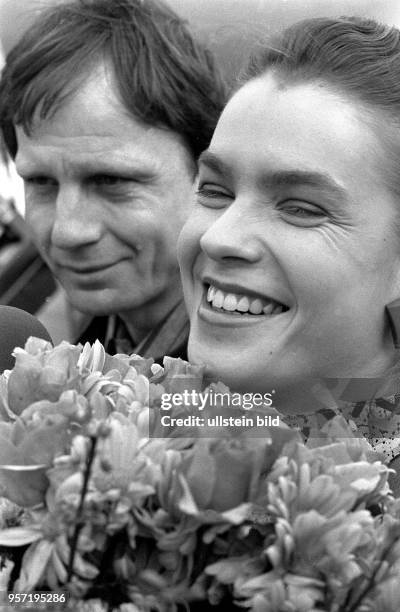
[{"x1": 0, "y1": 0, "x2": 225, "y2": 360}]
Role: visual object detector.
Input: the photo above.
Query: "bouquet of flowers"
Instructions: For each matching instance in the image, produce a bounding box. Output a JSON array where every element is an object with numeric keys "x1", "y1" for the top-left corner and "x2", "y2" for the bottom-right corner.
[{"x1": 0, "y1": 338, "x2": 399, "y2": 612}]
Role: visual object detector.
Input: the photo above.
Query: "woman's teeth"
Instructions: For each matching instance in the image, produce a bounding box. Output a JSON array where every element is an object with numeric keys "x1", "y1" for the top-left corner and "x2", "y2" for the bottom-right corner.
[{"x1": 206, "y1": 286, "x2": 285, "y2": 315}]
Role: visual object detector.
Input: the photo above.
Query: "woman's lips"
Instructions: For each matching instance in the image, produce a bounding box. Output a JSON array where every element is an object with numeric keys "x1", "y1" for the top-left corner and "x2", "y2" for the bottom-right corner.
[
  {"x1": 205, "y1": 283, "x2": 289, "y2": 315},
  {"x1": 206, "y1": 284, "x2": 286, "y2": 315},
  {"x1": 197, "y1": 283, "x2": 290, "y2": 327}
]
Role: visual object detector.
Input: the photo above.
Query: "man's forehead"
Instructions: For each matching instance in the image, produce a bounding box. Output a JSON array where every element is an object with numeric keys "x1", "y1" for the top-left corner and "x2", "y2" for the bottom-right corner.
[
  {"x1": 14, "y1": 123, "x2": 160, "y2": 175},
  {"x1": 14, "y1": 119, "x2": 196, "y2": 183}
]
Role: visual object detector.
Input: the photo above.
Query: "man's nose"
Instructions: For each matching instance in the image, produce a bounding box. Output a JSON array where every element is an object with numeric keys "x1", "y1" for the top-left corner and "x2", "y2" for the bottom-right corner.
[
  {"x1": 50, "y1": 185, "x2": 103, "y2": 249},
  {"x1": 199, "y1": 200, "x2": 263, "y2": 263}
]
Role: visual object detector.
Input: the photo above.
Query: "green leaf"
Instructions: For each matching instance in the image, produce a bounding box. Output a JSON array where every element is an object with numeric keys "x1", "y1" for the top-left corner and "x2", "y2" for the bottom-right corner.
[
  {"x1": 178, "y1": 474, "x2": 199, "y2": 516},
  {"x1": 221, "y1": 502, "x2": 253, "y2": 525},
  {"x1": 71, "y1": 552, "x2": 99, "y2": 580},
  {"x1": 185, "y1": 441, "x2": 216, "y2": 509},
  {"x1": 0, "y1": 436, "x2": 22, "y2": 465},
  {"x1": 205, "y1": 557, "x2": 249, "y2": 583},
  {"x1": 17, "y1": 539, "x2": 53, "y2": 591},
  {"x1": 0, "y1": 526, "x2": 42, "y2": 546},
  {"x1": 18, "y1": 423, "x2": 70, "y2": 465},
  {"x1": 7, "y1": 362, "x2": 42, "y2": 415},
  {"x1": 0, "y1": 465, "x2": 48, "y2": 506}
]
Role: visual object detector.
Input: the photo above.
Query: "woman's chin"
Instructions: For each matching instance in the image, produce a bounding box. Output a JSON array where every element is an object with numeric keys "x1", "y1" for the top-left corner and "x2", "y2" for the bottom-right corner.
[{"x1": 188, "y1": 345, "x2": 270, "y2": 393}]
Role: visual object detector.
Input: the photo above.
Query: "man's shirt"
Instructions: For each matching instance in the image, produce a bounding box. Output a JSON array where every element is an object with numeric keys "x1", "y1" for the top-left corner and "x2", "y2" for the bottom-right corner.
[{"x1": 77, "y1": 299, "x2": 189, "y2": 364}]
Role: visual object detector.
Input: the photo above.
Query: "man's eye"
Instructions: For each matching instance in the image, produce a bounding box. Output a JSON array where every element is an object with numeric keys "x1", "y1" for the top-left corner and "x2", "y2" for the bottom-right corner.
[
  {"x1": 92, "y1": 175, "x2": 130, "y2": 186},
  {"x1": 24, "y1": 176, "x2": 57, "y2": 187}
]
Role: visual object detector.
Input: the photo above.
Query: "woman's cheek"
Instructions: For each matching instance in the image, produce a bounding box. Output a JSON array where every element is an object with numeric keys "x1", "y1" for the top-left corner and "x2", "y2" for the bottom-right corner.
[{"x1": 178, "y1": 213, "x2": 205, "y2": 272}]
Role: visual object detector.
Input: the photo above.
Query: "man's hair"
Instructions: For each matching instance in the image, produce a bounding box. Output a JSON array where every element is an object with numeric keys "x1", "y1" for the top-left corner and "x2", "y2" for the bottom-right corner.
[
  {"x1": 238, "y1": 16, "x2": 400, "y2": 199},
  {"x1": 0, "y1": 0, "x2": 226, "y2": 159}
]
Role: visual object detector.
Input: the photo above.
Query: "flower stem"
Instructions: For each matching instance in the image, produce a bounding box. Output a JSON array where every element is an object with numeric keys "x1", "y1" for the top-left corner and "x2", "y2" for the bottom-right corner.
[
  {"x1": 345, "y1": 530, "x2": 400, "y2": 612},
  {"x1": 67, "y1": 435, "x2": 97, "y2": 582}
]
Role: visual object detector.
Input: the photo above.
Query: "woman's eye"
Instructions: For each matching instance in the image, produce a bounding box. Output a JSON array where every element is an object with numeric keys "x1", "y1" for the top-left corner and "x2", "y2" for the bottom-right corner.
[
  {"x1": 279, "y1": 201, "x2": 327, "y2": 225},
  {"x1": 195, "y1": 185, "x2": 232, "y2": 208}
]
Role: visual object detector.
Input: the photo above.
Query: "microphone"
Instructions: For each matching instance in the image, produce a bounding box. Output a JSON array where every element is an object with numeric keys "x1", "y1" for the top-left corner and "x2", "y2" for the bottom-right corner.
[{"x1": 0, "y1": 306, "x2": 53, "y2": 372}]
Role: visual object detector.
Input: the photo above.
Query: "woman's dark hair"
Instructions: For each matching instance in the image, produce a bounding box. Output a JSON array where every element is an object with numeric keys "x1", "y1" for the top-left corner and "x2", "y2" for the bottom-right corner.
[
  {"x1": 0, "y1": 0, "x2": 226, "y2": 159},
  {"x1": 242, "y1": 16, "x2": 400, "y2": 112},
  {"x1": 239, "y1": 16, "x2": 400, "y2": 199}
]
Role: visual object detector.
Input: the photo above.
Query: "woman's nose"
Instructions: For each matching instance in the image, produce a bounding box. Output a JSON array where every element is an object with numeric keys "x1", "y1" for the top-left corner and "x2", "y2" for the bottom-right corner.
[
  {"x1": 50, "y1": 186, "x2": 103, "y2": 249},
  {"x1": 199, "y1": 201, "x2": 263, "y2": 263}
]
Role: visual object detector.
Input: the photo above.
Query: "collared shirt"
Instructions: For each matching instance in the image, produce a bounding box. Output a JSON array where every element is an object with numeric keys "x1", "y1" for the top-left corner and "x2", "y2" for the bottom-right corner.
[{"x1": 77, "y1": 299, "x2": 189, "y2": 364}]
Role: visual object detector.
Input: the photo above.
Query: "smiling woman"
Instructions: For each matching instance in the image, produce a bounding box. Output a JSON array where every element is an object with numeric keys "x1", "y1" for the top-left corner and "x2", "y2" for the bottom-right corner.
[{"x1": 178, "y1": 16, "x2": 400, "y2": 461}]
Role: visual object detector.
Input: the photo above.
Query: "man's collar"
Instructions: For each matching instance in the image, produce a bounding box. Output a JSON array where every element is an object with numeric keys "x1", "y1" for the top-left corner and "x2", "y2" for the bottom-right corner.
[{"x1": 105, "y1": 299, "x2": 189, "y2": 363}]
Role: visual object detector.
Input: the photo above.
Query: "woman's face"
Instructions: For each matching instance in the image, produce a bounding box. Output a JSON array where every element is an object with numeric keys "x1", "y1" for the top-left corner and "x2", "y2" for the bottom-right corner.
[{"x1": 178, "y1": 74, "x2": 400, "y2": 393}]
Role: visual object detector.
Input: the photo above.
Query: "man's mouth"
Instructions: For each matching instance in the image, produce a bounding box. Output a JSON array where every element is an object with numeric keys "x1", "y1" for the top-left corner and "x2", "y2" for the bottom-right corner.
[
  {"x1": 206, "y1": 284, "x2": 289, "y2": 316},
  {"x1": 58, "y1": 260, "x2": 122, "y2": 274}
]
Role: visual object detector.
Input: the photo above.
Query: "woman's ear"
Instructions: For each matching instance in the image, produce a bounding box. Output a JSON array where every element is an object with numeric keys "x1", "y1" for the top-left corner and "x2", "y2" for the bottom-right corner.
[{"x1": 386, "y1": 297, "x2": 400, "y2": 348}]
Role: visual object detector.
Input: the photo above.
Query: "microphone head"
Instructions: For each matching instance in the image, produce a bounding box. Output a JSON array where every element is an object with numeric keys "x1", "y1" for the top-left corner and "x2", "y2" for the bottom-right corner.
[{"x1": 0, "y1": 306, "x2": 53, "y2": 372}]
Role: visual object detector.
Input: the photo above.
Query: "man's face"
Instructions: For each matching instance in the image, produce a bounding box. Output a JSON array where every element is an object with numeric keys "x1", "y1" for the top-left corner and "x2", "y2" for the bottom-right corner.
[
  {"x1": 15, "y1": 65, "x2": 195, "y2": 321},
  {"x1": 178, "y1": 74, "x2": 400, "y2": 393}
]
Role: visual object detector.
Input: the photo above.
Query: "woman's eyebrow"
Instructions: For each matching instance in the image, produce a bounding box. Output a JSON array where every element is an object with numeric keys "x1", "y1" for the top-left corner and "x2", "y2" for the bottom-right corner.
[
  {"x1": 198, "y1": 150, "x2": 233, "y2": 179},
  {"x1": 258, "y1": 170, "x2": 349, "y2": 202},
  {"x1": 198, "y1": 152, "x2": 349, "y2": 204}
]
